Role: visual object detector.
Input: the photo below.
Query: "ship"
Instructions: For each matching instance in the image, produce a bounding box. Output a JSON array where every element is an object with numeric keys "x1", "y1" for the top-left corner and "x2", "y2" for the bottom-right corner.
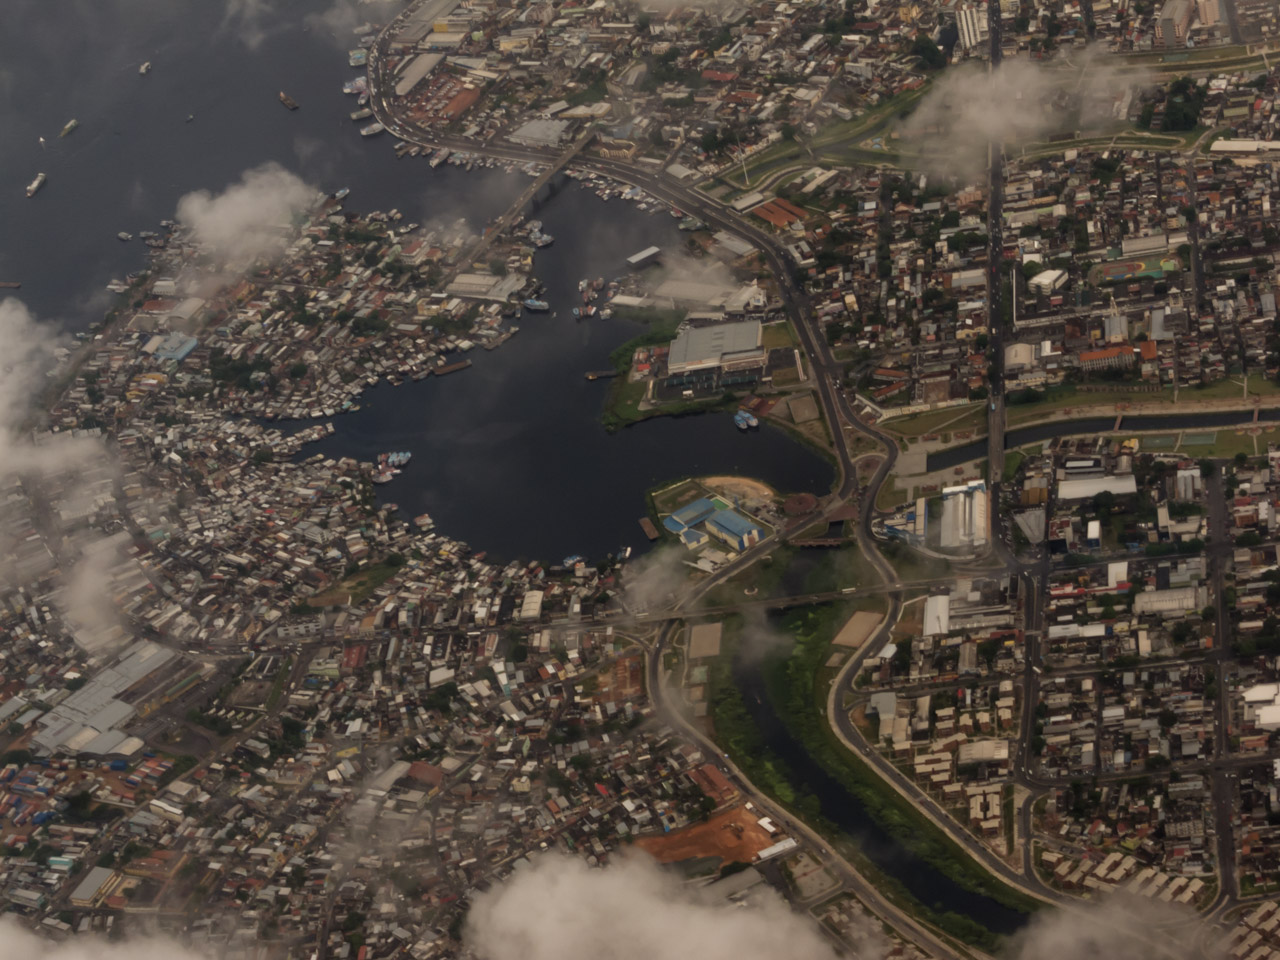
[
  {"x1": 734, "y1": 409, "x2": 759, "y2": 431},
  {"x1": 59, "y1": 118, "x2": 79, "y2": 138},
  {"x1": 26, "y1": 173, "x2": 46, "y2": 198},
  {"x1": 342, "y1": 77, "x2": 368, "y2": 95},
  {"x1": 117, "y1": 232, "x2": 132, "y2": 241},
  {"x1": 139, "y1": 61, "x2": 152, "y2": 75},
  {"x1": 349, "y1": 108, "x2": 373, "y2": 120},
  {"x1": 279, "y1": 91, "x2": 299, "y2": 110},
  {"x1": 334, "y1": 187, "x2": 350, "y2": 200},
  {"x1": 377, "y1": 451, "x2": 412, "y2": 468},
  {"x1": 523, "y1": 299, "x2": 550, "y2": 312},
  {"x1": 359, "y1": 122, "x2": 384, "y2": 137},
  {"x1": 348, "y1": 49, "x2": 368, "y2": 67},
  {"x1": 429, "y1": 148, "x2": 449, "y2": 168}
]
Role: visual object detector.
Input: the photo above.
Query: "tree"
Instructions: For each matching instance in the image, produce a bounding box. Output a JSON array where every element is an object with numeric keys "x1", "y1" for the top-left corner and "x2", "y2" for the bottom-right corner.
[
  {"x1": 780, "y1": 122, "x2": 797, "y2": 141},
  {"x1": 910, "y1": 35, "x2": 946, "y2": 69},
  {"x1": 288, "y1": 362, "x2": 308, "y2": 380},
  {"x1": 1199, "y1": 458, "x2": 1216, "y2": 478},
  {"x1": 1158, "y1": 709, "x2": 1178, "y2": 729}
]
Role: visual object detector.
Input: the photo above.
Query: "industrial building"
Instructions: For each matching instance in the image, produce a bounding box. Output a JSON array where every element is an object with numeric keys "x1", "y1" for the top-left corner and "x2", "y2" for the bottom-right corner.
[
  {"x1": 939, "y1": 480, "x2": 989, "y2": 552},
  {"x1": 664, "y1": 318, "x2": 766, "y2": 389},
  {"x1": 30, "y1": 641, "x2": 176, "y2": 757}
]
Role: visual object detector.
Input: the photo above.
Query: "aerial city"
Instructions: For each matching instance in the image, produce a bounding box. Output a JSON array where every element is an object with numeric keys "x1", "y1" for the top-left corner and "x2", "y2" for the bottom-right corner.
[{"x1": 9, "y1": 0, "x2": 1280, "y2": 956}]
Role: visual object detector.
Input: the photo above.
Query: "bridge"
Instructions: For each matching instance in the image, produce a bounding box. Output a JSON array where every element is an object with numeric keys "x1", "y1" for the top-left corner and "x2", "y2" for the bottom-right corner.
[{"x1": 441, "y1": 128, "x2": 597, "y2": 286}]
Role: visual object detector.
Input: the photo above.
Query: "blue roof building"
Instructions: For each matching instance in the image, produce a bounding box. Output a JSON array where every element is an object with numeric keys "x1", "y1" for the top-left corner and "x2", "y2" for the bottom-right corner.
[
  {"x1": 665, "y1": 497, "x2": 719, "y2": 533},
  {"x1": 150, "y1": 333, "x2": 198, "y2": 363},
  {"x1": 706, "y1": 509, "x2": 763, "y2": 552}
]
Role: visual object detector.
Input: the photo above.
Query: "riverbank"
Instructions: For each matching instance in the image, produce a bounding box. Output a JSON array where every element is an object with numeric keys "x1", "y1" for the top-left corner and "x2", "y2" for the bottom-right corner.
[{"x1": 704, "y1": 608, "x2": 1035, "y2": 951}]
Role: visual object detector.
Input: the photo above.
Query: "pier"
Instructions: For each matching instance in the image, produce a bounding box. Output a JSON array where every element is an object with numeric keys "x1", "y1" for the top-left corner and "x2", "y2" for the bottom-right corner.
[{"x1": 585, "y1": 370, "x2": 617, "y2": 381}]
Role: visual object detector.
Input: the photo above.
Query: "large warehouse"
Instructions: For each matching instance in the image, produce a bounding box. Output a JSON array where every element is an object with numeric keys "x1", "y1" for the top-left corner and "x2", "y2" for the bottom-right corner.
[{"x1": 665, "y1": 318, "x2": 766, "y2": 380}]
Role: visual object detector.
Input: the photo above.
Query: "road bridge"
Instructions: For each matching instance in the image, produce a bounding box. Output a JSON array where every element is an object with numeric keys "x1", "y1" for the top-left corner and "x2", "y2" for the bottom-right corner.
[{"x1": 441, "y1": 128, "x2": 596, "y2": 285}]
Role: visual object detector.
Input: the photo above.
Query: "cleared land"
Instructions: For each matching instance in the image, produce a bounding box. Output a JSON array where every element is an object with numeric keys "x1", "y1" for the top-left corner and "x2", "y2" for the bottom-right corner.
[{"x1": 633, "y1": 805, "x2": 776, "y2": 867}]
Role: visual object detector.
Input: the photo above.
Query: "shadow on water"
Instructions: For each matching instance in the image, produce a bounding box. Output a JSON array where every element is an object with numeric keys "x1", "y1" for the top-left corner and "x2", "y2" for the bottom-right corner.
[{"x1": 731, "y1": 643, "x2": 1027, "y2": 935}]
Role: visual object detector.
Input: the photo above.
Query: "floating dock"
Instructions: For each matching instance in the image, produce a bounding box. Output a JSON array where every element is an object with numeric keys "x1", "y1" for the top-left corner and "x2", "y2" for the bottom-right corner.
[
  {"x1": 434, "y1": 359, "x2": 472, "y2": 376},
  {"x1": 584, "y1": 370, "x2": 617, "y2": 380},
  {"x1": 638, "y1": 518, "x2": 659, "y2": 540}
]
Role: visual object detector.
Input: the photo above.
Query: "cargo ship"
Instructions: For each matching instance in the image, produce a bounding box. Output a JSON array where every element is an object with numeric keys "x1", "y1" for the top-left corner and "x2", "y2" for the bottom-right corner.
[
  {"x1": 26, "y1": 173, "x2": 46, "y2": 198},
  {"x1": 59, "y1": 118, "x2": 79, "y2": 138},
  {"x1": 359, "y1": 122, "x2": 384, "y2": 137},
  {"x1": 523, "y1": 299, "x2": 550, "y2": 312},
  {"x1": 279, "y1": 91, "x2": 299, "y2": 110}
]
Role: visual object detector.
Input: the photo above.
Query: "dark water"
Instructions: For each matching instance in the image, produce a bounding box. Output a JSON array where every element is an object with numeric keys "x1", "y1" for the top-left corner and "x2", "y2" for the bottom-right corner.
[
  {"x1": 927, "y1": 408, "x2": 1280, "y2": 472},
  {"x1": 734, "y1": 643, "x2": 1027, "y2": 933},
  {"x1": 0, "y1": 0, "x2": 833, "y2": 562}
]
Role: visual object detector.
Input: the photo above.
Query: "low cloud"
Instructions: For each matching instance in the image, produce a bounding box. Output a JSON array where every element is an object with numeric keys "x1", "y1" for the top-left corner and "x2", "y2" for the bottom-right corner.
[
  {"x1": 1007, "y1": 894, "x2": 1214, "y2": 960},
  {"x1": 620, "y1": 545, "x2": 689, "y2": 614},
  {"x1": 0, "y1": 919, "x2": 202, "y2": 960},
  {"x1": 221, "y1": 0, "x2": 283, "y2": 50},
  {"x1": 176, "y1": 162, "x2": 319, "y2": 264},
  {"x1": 465, "y1": 854, "x2": 846, "y2": 960},
  {"x1": 899, "y1": 50, "x2": 1147, "y2": 182}
]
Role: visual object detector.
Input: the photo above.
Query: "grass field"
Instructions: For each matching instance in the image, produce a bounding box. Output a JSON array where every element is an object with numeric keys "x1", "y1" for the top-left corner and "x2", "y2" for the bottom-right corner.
[
  {"x1": 762, "y1": 320, "x2": 798, "y2": 350},
  {"x1": 309, "y1": 562, "x2": 400, "y2": 607},
  {"x1": 880, "y1": 402, "x2": 986, "y2": 438}
]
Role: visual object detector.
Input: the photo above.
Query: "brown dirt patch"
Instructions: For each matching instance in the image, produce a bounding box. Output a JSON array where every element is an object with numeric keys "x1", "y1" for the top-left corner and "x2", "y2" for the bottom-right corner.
[
  {"x1": 702, "y1": 476, "x2": 775, "y2": 502},
  {"x1": 633, "y1": 805, "x2": 776, "y2": 868}
]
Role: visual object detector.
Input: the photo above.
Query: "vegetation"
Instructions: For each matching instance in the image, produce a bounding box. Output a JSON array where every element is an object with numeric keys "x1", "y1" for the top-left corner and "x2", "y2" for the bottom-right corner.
[{"x1": 707, "y1": 608, "x2": 1038, "y2": 952}]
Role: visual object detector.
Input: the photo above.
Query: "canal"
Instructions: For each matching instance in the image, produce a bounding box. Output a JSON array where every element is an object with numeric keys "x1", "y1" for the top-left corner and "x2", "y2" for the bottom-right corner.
[
  {"x1": 926, "y1": 408, "x2": 1280, "y2": 473},
  {"x1": 732, "y1": 633, "x2": 1029, "y2": 935}
]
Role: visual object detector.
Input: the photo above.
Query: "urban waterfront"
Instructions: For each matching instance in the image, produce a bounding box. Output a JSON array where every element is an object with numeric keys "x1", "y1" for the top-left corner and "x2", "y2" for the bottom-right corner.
[{"x1": 1, "y1": 0, "x2": 833, "y2": 563}]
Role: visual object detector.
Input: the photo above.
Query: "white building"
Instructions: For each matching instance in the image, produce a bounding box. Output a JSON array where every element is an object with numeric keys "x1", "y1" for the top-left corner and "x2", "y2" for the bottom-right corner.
[
  {"x1": 939, "y1": 480, "x2": 989, "y2": 552},
  {"x1": 957, "y1": 3, "x2": 988, "y2": 51}
]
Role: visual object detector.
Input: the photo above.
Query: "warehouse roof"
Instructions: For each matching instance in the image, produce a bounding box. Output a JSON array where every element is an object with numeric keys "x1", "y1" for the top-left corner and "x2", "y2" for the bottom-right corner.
[{"x1": 667, "y1": 320, "x2": 762, "y2": 372}]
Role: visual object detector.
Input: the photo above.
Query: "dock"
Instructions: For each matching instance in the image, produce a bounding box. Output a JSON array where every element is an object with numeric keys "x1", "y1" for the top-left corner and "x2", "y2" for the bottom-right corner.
[
  {"x1": 638, "y1": 517, "x2": 659, "y2": 540},
  {"x1": 585, "y1": 370, "x2": 617, "y2": 381},
  {"x1": 433, "y1": 359, "x2": 472, "y2": 376}
]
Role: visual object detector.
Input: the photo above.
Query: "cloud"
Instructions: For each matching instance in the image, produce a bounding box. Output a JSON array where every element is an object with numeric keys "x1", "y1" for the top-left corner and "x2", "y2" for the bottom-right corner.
[
  {"x1": 1006, "y1": 893, "x2": 1214, "y2": 960},
  {"x1": 465, "y1": 854, "x2": 845, "y2": 960},
  {"x1": 221, "y1": 0, "x2": 284, "y2": 50},
  {"x1": 620, "y1": 545, "x2": 690, "y2": 614},
  {"x1": 898, "y1": 51, "x2": 1147, "y2": 182},
  {"x1": 176, "y1": 162, "x2": 319, "y2": 264},
  {"x1": 0, "y1": 918, "x2": 202, "y2": 960}
]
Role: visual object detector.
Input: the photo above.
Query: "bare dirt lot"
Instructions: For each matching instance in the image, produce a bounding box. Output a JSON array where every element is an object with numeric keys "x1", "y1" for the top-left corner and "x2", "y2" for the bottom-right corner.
[{"x1": 633, "y1": 805, "x2": 776, "y2": 868}]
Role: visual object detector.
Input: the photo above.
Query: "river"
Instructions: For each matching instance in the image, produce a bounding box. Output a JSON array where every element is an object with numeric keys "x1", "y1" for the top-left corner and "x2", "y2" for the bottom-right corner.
[{"x1": 0, "y1": 0, "x2": 834, "y2": 563}]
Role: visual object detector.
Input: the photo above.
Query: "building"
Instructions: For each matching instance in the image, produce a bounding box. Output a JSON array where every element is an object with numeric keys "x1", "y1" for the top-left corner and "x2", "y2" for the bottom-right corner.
[
  {"x1": 939, "y1": 480, "x2": 989, "y2": 552},
  {"x1": 1155, "y1": 0, "x2": 1194, "y2": 46},
  {"x1": 705, "y1": 509, "x2": 764, "y2": 552},
  {"x1": 956, "y1": 2, "x2": 988, "y2": 50},
  {"x1": 665, "y1": 318, "x2": 766, "y2": 386},
  {"x1": 1078, "y1": 345, "x2": 1135, "y2": 373}
]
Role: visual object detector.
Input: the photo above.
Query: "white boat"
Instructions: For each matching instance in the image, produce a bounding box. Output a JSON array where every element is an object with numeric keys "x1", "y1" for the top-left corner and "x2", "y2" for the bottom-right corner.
[
  {"x1": 26, "y1": 173, "x2": 46, "y2": 198},
  {"x1": 117, "y1": 232, "x2": 132, "y2": 241},
  {"x1": 139, "y1": 61, "x2": 152, "y2": 75}
]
